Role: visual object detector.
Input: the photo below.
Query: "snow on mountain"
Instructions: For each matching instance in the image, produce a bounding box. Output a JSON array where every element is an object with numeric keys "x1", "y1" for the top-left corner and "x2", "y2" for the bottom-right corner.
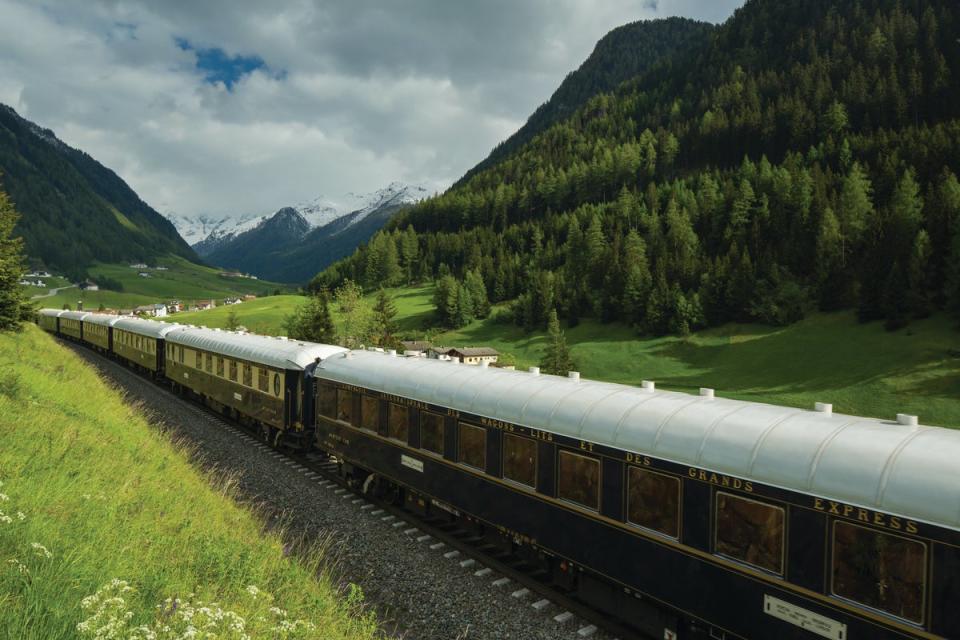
[
  {"x1": 293, "y1": 181, "x2": 430, "y2": 230},
  {"x1": 165, "y1": 212, "x2": 264, "y2": 245}
]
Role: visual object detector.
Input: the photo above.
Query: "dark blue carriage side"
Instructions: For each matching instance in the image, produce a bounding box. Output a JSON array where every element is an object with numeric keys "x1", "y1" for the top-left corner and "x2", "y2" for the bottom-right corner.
[{"x1": 312, "y1": 372, "x2": 956, "y2": 640}]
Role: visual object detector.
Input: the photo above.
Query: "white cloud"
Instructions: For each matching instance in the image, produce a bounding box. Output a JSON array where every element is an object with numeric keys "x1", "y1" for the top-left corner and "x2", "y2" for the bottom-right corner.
[{"x1": 0, "y1": 0, "x2": 743, "y2": 218}]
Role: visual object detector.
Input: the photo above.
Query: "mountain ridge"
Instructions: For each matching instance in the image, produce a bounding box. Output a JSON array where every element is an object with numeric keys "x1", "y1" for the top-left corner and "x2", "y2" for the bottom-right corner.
[{"x1": 0, "y1": 104, "x2": 198, "y2": 278}]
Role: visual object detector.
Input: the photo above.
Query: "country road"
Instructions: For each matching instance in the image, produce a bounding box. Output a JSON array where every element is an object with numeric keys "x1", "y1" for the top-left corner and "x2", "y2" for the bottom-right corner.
[{"x1": 30, "y1": 283, "x2": 76, "y2": 299}]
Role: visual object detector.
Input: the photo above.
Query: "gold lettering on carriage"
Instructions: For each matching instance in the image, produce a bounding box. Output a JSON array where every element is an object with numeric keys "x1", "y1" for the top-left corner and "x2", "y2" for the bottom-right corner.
[
  {"x1": 687, "y1": 467, "x2": 753, "y2": 492},
  {"x1": 813, "y1": 498, "x2": 919, "y2": 534},
  {"x1": 381, "y1": 393, "x2": 429, "y2": 410},
  {"x1": 624, "y1": 453, "x2": 652, "y2": 466},
  {"x1": 480, "y1": 417, "x2": 516, "y2": 432}
]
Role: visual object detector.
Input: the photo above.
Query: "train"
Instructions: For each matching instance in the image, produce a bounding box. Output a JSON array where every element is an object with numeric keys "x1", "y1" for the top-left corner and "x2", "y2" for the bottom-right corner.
[{"x1": 37, "y1": 307, "x2": 960, "y2": 640}]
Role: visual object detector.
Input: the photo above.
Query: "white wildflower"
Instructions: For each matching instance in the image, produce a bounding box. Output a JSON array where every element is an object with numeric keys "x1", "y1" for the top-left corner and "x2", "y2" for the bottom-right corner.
[
  {"x1": 7, "y1": 558, "x2": 28, "y2": 574},
  {"x1": 0, "y1": 493, "x2": 9, "y2": 501},
  {"x1": 31, "y1": 543, "x2": 52, "y2": 559},
  {"x1": 268, "y1": 606, "x2": 287, "y2": 617},
  {"x1": 245, "y1": 584, "x2": 260, "y2": 598},
  {"x1": 16, "y1": 511, "x2": 25, "y2": 521},
  {"x1": 0, "y1": 512, "x2": 11, "y2": 524}
]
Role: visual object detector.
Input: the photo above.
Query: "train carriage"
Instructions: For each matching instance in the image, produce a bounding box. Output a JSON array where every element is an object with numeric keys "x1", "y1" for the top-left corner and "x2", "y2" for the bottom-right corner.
[
  {"x1": 314, "y1": 350, "x2": 960, "y2": 640},
  {"x1": 164, "y1": 328, "x2": 345, "y2": 445},
  {"x1": 58, "y1": 311, "x2": 90, "y2": 341},
  {"x1": 111, "y1": 317, "x2": 183, "y2": 374},
  {"x1": 81, "y1": 313, "x2": 122, "y2": 352},
  {"x1": 36, "y1": 308, "x2": 65, "y2": 333}
]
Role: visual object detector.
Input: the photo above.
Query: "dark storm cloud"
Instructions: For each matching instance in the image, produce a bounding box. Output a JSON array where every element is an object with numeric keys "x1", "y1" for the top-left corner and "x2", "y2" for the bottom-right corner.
[{"x1": 0, "y1": 0, "x2": 743, "y2": 218}]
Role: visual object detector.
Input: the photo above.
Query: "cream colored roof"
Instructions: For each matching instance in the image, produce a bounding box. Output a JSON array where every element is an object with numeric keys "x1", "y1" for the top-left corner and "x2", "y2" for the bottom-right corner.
[
  {"x1": 112, "y1": 317, "x2": 184, "y2": 339},
  {"x1": 318, "y1": 350, "x2": 960, "y2": 531},
  {"x1": 167, "y1": 327, "x2": 346, "y2": 370},
  {"x1": 82, "y1": 313, "x2": 124, "y2": 327},
  {"x1": 59, "y1": 311, "x2": 91, "y2": 322},
  {"x1": 38, "y1": 308, "x2": 67, "y2": 317}
]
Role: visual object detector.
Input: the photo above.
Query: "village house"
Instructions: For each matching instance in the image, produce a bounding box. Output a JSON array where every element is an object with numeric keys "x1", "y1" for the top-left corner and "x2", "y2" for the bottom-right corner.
[
  {"x1": 133, "y1": 304, "x2": 168, "y2": 318},
  {"x1": 242, "y1": 294, "x2": 257, "y2": 301},
  {"x1": 138, "y1": 272, "x2": 152, "y2": 278},
  {"x1": 426, "y1": 346, "x2": 452, "y2": 360},
  {"x1": 223, "y1": 296, "x2": 242, "y2": 305},
  {"x1": 446, "y1": 347, "x2": 500, "y2": 365},
  {"x1": 19, "y1": 278, "x2": 45, "y2": 287},
  {"x1": 26, "y1": 271, "x2": 51, "y2": 278},
  {"x1": 78, "y1": 280, "x2": 98, "y2": 291},
  {"x1": 194, "y1": 300, "x2": 215, "y2": 311},
  {"x1": 129, "y1": 263, "x2": 148, "y2": 269},
  {"x1": 166, "y1": 301, "x2": 183, "y2": 314},
  {"x1": 401, "y1": 340, "x2": 432, "y2": 357}
]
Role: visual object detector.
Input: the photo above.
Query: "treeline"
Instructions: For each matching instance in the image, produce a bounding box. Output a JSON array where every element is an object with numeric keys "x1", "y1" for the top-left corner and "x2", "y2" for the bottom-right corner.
[{"x1": 314, "y1": 0, "x2": 960, "y2": 334}]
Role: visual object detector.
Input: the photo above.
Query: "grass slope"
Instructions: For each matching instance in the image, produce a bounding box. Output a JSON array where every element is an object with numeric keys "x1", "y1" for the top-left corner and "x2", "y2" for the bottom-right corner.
[
  {"x1": 31, "y1": 255, "x2": 287, "y2": 311},
  {"x1": 0, "y1": 326, "x2": 378, "y2": 639},
  {"x1": 165, "y1": 285, "x2": 960, "y2": 428}
]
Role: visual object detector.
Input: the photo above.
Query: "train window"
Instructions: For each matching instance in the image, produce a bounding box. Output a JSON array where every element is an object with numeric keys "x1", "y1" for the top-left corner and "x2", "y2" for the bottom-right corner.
[
  {"x1": 273, "y1": 373, "x2": 281, "y2": 396},
  {"x1": 196, "y1": 351, "x2": 202, "y2": 368},
  {"x1": 627, "y1": 467, "x2": 680, "y2": 538},
  {"x1": 387, "y1": 403, "x2": 409, "y2": 442},
  {"x1": 832, "y1": 522, "x2": 926, "y2": 624},
  {"x1": 318, "y1": 384, "x2": 337, "y2": 418},
  {"x1": 360, "y1": 395, "x2": 379, "y2": 432},
  {"x1": 420, "y1": 412, "x2": 444, "y2": 455},
  {"x1": 229, "y1": 360, "x2": 238, "y2": 382},
  {"x1": 458, "y1": 423, "x2": 486, "y2": 470},
  {"x1": 715, "y1": 492, "x2": 784, "y2": 575},
  {"x1": 242, "y1": 363, "x2": 253, "y2": 387},
  {"x1": 216, "y1": 357, "x2": 224, "y2": 377},
  {"x1": 336, "y1": 389, "x2": 354, "y2": 423},
  {"x1": 179, "y1": 346, "x2": 184, "y2": 364},
  {"x1": 557, "y1": 450, "x2": 600, "y2": 510},
  {"x1": 205, "y1": 354, "x2": 213, "y2": 373},
  {"x1": 258, "y1": 368, "x2": 269, "y2": 392},
  {"x1": 502, "y1": 434, "x2": 537, "y2": 488}
]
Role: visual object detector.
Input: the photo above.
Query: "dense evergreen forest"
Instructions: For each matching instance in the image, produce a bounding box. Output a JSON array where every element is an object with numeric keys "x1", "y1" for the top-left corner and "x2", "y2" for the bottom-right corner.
[
  {"x1": 314, "y1": 0, "x2": 960, "y2": 335},
  {"x1": 0, "y1": 105, "x2": 198, "y2": 280},
  {"x1": 458, "y1": 17, "x2": 714, "y2": 185}
]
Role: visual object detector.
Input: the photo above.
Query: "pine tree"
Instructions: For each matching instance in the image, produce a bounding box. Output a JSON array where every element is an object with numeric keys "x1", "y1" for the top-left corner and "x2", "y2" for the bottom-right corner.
[
  {"x1": 371, "y1": 288, "x2": 400, "y2": 348},
  {"x1": 284, "y1": 290, "x2": 336, "y2": 344},
  {"x1": 0, "y1": 186, "x2": 29, "y2": 331},
  {"x1": 882, "y1": 262, "x2": 909, "y2": 331},
  {"x1": 453, "y1": 283, "x2": 474, "y2": 329},
  {"x1": 539, "y1": 309, "x2": 575, "y2": 375},
  {"x1": 225, "y1": 308, "x2": 240, "y2": 331},
  {"x1": 837, "y1": 162, "x2": 874, "y2": 264},
  {"x1": 945, "y1": 222, "x2": 960, "y2": 318},
  {"x1": 464, "y1": 269, "x2": 491, "y2": 318}
]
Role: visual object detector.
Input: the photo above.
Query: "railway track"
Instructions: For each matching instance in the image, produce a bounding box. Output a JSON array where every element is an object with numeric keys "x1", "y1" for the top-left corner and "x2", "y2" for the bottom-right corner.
[{"x1": 67, "y1": 340, "x2": 642, "y2": 640}]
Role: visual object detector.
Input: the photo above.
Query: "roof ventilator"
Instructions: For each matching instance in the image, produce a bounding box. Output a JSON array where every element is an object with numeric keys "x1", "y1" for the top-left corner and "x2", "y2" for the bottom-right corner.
[
  {"x1": 568, "y1": 371, "x2": 580, "y2": 381},
  {"x1": 896, "y1": 413, "x2": 918, "y2": 427},
  {"x1": 700, "y1": 388, "x2": 714, "y2": 399},
  {"x1": 388, "y1": 349, "x2": 397, "y2": 357},
  {"x1": 480, "y1": 361, "x2": 489, "y2": 368},
  {"x1": 641, "y1": 380, "x2": 655, "y2": 392},
  {"x1": 529, "y1": 366, "x2": 540, "y2": 376},
  {"x1": 814, "y1": 402, "x2": 832, "y2": 416}
]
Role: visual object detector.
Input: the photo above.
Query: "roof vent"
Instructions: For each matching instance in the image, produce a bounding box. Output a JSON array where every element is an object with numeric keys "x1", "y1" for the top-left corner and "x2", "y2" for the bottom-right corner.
[
  {"x1": 388, "y1": 349, "x2": 397, "y2": 357},
  {"x1": 200, "y1": 325, "x2": 207, "y2": 329},
  {"x1": 700, "y1": 387, "x2": 714, "y2": 399},
  {"x1": 641, "y1": 380, "x2": 655, "y2": 392},
  {"x1": 278, "y1": 336, "x2": 288, "y2": 341},
  {"x1": 529, "y1": 366, "x2": 540, "y2": 376},
  {"x1": 814, "y1": 402, "x2": 832, "y2": 416},
  {"x1": 568, "y1": 371, "x2": 580, "y2": 381},
  {"x1": 480, "y1": 361, "x2": 489, "y2": 368},
  {"x1": 897, "y1": 413, "x2": 918, "y2": 427},
  {"x1": 345, "y1": 351, "x2": 354, "y2": 360},
  {"x1": 214, "y1": 328, "x2": 221, "y2": 332}
]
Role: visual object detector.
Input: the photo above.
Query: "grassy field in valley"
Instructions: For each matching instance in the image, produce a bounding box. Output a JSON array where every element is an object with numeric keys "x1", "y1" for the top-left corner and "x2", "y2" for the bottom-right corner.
[
  {"x1": 0, "y1": 325, "x2": 378, "y2": 639},
  {"x1": 28, "y1": 255, "x2": 287, "y2": 311},
  {"x1": 172, "y1": 284, "x2": 960, "y2": 428}
]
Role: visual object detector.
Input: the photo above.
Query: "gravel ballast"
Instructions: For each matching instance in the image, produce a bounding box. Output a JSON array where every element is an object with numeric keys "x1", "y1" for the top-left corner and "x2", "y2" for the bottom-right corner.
[{"x1": 69, "y1": 344, "x2": 617, "y2": 640}]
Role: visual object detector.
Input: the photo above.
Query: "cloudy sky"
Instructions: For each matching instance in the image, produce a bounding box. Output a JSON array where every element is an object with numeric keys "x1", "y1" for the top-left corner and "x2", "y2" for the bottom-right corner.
[{"x1": 0, "y1": 0, "x2": 743, "y2": 219}]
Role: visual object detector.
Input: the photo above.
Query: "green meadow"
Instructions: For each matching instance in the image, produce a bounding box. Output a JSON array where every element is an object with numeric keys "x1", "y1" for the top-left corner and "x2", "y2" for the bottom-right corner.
[
  {"x1": 172, "y1": 284, "x2": 960, "y2": 428},
  {"x1": 28, "y1": 255, "x2": 287, "y2": 311},
  {"x1": 0, "y1": 326, "x2": 378, "y2": 639}
]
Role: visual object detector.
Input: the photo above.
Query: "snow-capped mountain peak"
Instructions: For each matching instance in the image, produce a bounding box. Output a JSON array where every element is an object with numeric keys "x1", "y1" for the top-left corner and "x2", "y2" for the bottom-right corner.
[{"x1": 293, "y1": 181, "x2": 430, "y2": 230}]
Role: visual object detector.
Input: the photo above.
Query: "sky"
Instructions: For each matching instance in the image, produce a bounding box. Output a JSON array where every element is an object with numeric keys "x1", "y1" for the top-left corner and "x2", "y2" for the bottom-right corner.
[{"x1": 0, "y1": 0, "x2": 743, "y2": 219}]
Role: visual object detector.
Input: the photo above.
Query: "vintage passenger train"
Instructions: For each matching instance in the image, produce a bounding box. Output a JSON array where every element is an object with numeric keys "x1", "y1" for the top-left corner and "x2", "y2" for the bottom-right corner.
[{"x1": 37, "y1": 308, "x2": 959, "y2": 640}]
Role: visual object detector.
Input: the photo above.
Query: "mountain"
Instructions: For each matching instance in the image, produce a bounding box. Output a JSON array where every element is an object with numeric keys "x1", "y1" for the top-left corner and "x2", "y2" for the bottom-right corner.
[
  {"x1": 0, "y1": 104, "x2": 198, "y2": 279},
  {"x1": 458, "y1": 17, "x2": 714, "y2": 185},
  {"x1": 166, "y1": 212, "x2": 264, "y2": 254},
  {"x1": 197, "y1": 182, "x2": 428, "y2": 283},
  {"x1": 316, "y1": 0, "x2": 960, "y2": 335}
]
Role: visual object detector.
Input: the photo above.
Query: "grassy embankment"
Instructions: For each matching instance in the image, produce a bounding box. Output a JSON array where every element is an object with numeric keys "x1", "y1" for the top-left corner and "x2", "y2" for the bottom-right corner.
[
  {"x1": 28, "y1": 255, "x2": 288, "y2": 311},
  {"x1": 172, "y1": 284, "x2": 960, "y2": 428},
  {"x1": 0, "y1": 325, "x2": 378, "y2": 639}
]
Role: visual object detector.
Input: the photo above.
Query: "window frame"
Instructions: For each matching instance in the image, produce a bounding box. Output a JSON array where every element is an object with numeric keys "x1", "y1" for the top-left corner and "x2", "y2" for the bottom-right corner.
[
  {"x1": 501, "y1": 433, "x2": 538, "y2": 489},
  {"x1": 258, "y1": 367, "x2": 269, "y2": 393},
  {"x1": 829, "y1": 520, "x2": 928, "y2": 626},
  {"x1": 556, "y1": 449, "x2": 601, "y2": 512},
  {"x1": 625, "y1": 466, "x2": 681, "y2": 539},
  {"x1": 360, "y1": 394, "x2": 380, "y2": 432},
  {"x1": 335, "y1": 388, "x2": 355, "y2": 424},
  {"x1": 386, "y1": 402, "x2": 409, "y2": 443},
  {"x1": 714, "y1": 491, "x2": 786, "y2": 576},
  {"x1": 229, "y1": 359, "x2": 238, "y2": 382},
  {"x1": 419, "y1": 411, "x2": 445, "y2": 456},
  {"x1": 457, "y1": 422, "x2": 486, "y2": 471},
  {"x1": 318, "y1": 383, "x2": 337, "y2": 419}
]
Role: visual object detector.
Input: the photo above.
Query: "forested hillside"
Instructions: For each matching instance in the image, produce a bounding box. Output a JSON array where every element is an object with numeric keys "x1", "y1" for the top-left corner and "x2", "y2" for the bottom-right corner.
[
  {"x1": 459, "y1": 17, "x2": 714, "y2": 184},
  {"x1": 0, "y1": 105, "x2": 198, "y2": 279},
  {"x1": 316, "y1": 0, "x2": 960, "y2": 335}
]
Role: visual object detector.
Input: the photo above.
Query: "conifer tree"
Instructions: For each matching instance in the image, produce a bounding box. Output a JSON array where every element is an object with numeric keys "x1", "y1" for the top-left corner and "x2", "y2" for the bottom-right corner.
[
  {"x1": 284, "y1": 290, "x2": 336, "y2": 344},
  {"x1": 0, "y1": 186, "x2": 29, "y2": 331},
  {"x1": 370, "y1": 288, "x2": 400, "y2": 348},
  {"x1": 539, "y1": 309, "x2": 575, "y2": 375}
]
